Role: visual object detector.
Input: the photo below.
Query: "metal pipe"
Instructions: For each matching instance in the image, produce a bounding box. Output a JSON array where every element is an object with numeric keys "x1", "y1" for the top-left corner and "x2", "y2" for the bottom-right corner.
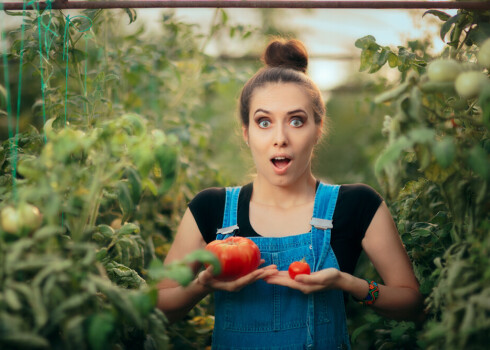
[{"x1": 2, "y1": 1, "x2": 490, "y2": 11}]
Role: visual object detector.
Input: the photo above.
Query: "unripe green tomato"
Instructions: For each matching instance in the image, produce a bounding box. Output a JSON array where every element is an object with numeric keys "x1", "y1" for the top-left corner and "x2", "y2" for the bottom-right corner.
[
  {"x1": 381, "y1": 115, "x2": 392, "y2": 136},
  {"x1": 1, "y1": 206, "x2": 21, "y2": 234},
  {"x1": 427, "y1": 59, "x2": 461, "y2": 82},
  {"x1": 18, "y1": 203, "x2": 43, "y2": 232},
  {"x1": 477, "y1": 38, "x2": 490, "y2": 69},
  {"x1": 455, "y1": 71, "x2": 488, "y2": 99}
]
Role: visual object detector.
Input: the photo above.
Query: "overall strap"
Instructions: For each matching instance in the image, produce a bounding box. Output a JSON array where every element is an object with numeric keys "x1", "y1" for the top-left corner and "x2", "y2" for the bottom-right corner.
[
  {"x1": 311, "y1": 182, "x2": 340, "y2": 228},
  {"x1": 216, "y1": 186, "x2": 241, "y2": 237},
  {"x1": 310, "y1": 183, "x2": 341, "y2": 271}
]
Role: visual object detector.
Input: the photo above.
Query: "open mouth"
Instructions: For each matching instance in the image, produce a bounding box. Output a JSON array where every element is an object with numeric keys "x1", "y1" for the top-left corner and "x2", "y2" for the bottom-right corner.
[{"x1": 271, "y1": 156, "x2": 291, "y2": 169}]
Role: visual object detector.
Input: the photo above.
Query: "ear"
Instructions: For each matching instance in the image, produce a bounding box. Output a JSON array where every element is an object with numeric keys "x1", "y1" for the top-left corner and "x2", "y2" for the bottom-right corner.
[
  {"x1": 316, "y1": 119, "x2": 324, "y2": 143},
  {"x1": 242, "y1": 126, "x2": 249, "y2": 145}
]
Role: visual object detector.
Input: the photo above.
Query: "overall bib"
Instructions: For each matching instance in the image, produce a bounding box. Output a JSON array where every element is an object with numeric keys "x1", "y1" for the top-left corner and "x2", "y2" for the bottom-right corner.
[{"x1": 212, "y1": 183, "x2": 351, "y2": 350}]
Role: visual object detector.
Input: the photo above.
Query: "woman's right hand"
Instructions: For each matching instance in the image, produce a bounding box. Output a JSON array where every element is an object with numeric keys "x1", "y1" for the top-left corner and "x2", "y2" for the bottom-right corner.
[{"x1": 196, "y1": 259, "x2": 278, "y2": 292}]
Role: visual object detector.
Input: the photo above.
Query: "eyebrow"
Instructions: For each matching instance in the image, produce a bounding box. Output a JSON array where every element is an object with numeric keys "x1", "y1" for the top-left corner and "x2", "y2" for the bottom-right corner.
[
  {"x1": 287, "y1": 109, "x2": 307, "y2": 115},
  {"x1": 253, "y1": 108, "x2": 308, "y2": 116}
]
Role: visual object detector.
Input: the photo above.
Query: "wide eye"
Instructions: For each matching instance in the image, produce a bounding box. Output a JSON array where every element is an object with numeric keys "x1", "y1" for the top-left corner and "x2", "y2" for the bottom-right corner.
[
  {"x1": 290, "y1": 118, "x2": 304, "y2": 127},
  {"x1": 258, "y1": 119, "x2": 271, "y2": 128}
]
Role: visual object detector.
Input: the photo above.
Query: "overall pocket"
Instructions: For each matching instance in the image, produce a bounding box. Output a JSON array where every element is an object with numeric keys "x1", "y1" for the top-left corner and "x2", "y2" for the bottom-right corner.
[{"x1": 219, "y1": 246, "x2": 330, "y2": 332}]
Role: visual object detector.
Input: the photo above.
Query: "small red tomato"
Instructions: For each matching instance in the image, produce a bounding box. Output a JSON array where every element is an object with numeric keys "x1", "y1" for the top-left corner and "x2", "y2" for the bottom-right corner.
[
  {"x1": 205, "y1": 237, "x2": 261, "y2": 281},
  {"x1": 288, "y1": 259, "x2": 311, "y2": 279}
]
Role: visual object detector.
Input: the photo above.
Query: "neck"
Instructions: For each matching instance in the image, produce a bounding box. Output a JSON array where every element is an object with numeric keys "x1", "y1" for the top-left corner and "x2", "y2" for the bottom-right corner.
[{"x1": 251, "y1": 173, "x2": 317, "y2": 209}]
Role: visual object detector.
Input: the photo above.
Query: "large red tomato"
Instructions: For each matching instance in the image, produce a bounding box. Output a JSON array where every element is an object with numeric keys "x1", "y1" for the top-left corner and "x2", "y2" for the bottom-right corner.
[{"x1": 205, "y1": 237, "x2": 261, "y2": 281}]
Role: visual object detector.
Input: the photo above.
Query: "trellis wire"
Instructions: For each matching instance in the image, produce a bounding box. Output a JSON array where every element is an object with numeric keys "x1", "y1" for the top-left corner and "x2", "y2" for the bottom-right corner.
[
  {"x1": 36, "y1": 0, "x2": 51, "y2": 143},
  {"x1": 62, "y1": 14, "x2": 92, "y2": 125},
  {"x1": 1, "y1": 1, "x2": 22, "y2": 201},
  {"x1": 1, "y1": 0, "x2": 92, "y2": 226},
  {"x1": 2, "y1": 0, "x2": 490, "y2": 10}
]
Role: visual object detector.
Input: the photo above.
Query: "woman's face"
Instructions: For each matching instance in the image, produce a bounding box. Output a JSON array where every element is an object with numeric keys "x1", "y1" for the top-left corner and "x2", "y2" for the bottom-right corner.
[{"x1": 243, "y1": 82, "x2": 323, "y2": 187}]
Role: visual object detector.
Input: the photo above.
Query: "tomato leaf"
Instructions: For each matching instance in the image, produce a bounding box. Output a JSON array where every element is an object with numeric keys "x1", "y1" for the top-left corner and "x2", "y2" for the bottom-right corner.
[
  {"x1": 375, "y1": 136, "x2": 411, "y2": 175},
  {"x1": 351, "y1": 323, "x2": 372, "y2": 344},
  {"x1": 4, "y1": 288, "x2": 22, "y2": 311},
  {"x1": 117, "y1": 181, "x2": 134, "y2": 223},
  {"x1": 91, "y1": 276, "x2": 143, "y2": 328},
  {"x1": 95, "y1": 224, "x2": 115, "y2": 241},
  {"x1": 125, "y1": 167, "x2": 142, "y2": 204},
  {"x1": 440, "y1": 14, "x2": 461, "y2": 42},
  {"x1": 220, "y1": 9, "x2": 228, "y2": 24},
  {"x1": 368, "y1": 50, "x2": 389, "y2": 73},
  {"x1": 0, "y1": 332, "x2": 50, "y2": 349},
  {"x1": 116, "y1": 223, "x2": 140, "y2": 236},
  {"x1": 478, "y1": 83, "x2": 490, "y2": 128},
  {"x1": 388, "y1": 52, "x2": 398, "y2": 68},
  {"x1": 32, "y1": 225, "x2": 65, "y2": 241},
  {"x1": 124, "y1": 8, "x2": 137, "y2": 24},
  {"x1": 354, "y1": 35, "x2": 377, "y2": 50},
  {"x1": 154, "y1": 145, "x2": 178, "y2": 195},
  {"x1": 88, "y1": 313, "x2": 116, "y2": 350},
  {"x1": 468, "y1": 145, "x2": 489, "y2": 180},
  {"x1": 147, "y1": 259, "x2": 194, "y2": 286},
  {"x1": 4, "y1": 10, "x2": 28, "y2": 16},
  {"x1": 408, "y1": 127, "x2": 435, "y2": 144},
  {"x1": 423, "y1": 10, "x2": 451, "y2": 22},
  {"x1": 184, "y1": 249, "x2": 222, "y2": 276},
  {"x1": 129, "y1": 291, "x2": 155, "y2": 317},
  {"x1": 359, "y1": 49, "x2": 374, "y2": 72},
  {"x1": 433, "y1": 137, "x2": 456, "y2": 169},
  {"x1": 106, "y1": 262, "x2": 145, "y2": 288}
]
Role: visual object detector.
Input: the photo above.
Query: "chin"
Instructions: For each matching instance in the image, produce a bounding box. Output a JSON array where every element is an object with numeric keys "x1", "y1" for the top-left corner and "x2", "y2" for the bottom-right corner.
[{"x1": 269, "y1": 176, "x2": 297, "y2": 188}]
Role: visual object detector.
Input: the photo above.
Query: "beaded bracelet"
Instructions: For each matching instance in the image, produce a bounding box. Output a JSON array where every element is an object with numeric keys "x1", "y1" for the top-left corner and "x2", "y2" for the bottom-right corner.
[{"x1": 355, "y1": 279, "x2": 379, "y2": 305}]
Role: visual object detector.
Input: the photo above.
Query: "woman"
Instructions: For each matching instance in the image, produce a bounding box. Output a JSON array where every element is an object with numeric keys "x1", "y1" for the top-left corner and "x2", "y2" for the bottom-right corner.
[{"x1": 157, "y1": 38, "x2": 424, "y2": 349}]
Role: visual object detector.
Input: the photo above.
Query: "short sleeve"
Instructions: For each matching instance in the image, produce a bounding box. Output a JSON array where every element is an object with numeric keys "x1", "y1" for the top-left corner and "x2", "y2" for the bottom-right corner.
[
  {"x1": 337, "y1": 183, "x2": 383, "y2": 238},
  {"x1": 187, "y1": 187, "x2": 226, "y2": 243},
  {"x1": 331, "y1": 184, "x2": 384, "y2": 276}
]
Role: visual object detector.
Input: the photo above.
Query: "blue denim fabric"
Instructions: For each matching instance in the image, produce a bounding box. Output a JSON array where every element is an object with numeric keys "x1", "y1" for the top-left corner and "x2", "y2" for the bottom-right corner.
[{"x1": 211, "y1": 183, "x2": 351, "y2": 350}]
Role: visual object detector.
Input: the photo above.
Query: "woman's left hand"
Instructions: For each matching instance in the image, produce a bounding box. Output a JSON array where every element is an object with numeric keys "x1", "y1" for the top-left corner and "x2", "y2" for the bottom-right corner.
[{"x1": 264, "y1": 268, "x2": 341, "y2": 294}]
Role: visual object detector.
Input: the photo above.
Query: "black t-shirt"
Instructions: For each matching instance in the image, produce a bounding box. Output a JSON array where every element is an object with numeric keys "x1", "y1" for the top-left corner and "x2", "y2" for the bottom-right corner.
[{"x1": 188, "y1": 182, "x2": 383, "y2": 276}]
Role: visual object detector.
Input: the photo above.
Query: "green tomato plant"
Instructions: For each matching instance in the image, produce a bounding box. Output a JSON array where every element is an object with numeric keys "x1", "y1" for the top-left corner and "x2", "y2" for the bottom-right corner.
[
  {"x1": 0, "y1": 6, "x2": 255, "y2": 349},
  {"x1": 354, "y1": 9, "x2": 490, "y2": 350}
]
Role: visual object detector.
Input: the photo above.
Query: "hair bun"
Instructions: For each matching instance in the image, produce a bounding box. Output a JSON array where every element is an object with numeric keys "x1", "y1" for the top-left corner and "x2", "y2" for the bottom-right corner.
[{"x1": 262, "y1": 38, "x2": 308, "y2": 73}]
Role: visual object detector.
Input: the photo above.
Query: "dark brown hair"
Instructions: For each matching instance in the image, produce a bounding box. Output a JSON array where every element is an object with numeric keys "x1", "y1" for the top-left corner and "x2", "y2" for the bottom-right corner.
[{"x1": 239, "y1": 38, "x2": 326, "y2": 128}]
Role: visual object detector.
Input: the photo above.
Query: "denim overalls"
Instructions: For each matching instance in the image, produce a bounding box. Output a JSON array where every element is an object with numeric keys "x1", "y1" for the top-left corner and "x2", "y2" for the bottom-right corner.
[{"x1": 212, "y1": 183, "x2": 351, "y2": 350}]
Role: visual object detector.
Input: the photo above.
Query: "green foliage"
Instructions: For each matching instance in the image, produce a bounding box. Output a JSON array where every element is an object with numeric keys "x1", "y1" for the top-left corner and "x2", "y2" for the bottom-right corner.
[
  {"x1": 0, "y1": 6, "x2": 257, "y2": 349},
  {"x1": 4, "y1": 4, "x2": 487, "y2": 349},
  {"x1": 354, "y1": 9, "x2": 490, "y2": 350},
  {"x1": 355, "y1": 34, "x2": 428, "y2": 78},
  {"x1": 314, "y1": 79, "x2": 389, "y2": 186}
]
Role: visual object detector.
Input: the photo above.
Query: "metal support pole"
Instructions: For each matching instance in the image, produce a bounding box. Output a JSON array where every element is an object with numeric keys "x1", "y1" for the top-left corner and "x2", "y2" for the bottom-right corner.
[{"x1": 2, "y1": 1, "x2": 490, "y2": 11}]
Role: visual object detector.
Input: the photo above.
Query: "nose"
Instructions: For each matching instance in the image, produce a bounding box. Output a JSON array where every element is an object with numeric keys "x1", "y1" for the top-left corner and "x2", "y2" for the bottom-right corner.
[{"x1": 273, "y1": 124, "x2": 288, "y2": 147}]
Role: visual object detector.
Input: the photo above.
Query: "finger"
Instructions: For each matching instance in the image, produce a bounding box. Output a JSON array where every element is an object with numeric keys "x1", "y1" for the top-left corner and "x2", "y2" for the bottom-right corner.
[
  {"x1": 264, "y1": 275, "x2": 298, "y2": 288},
  {"x1": 241, "y1": 268, "x2": 273, "y2": 283},
  {"x1": 294, "y1": 274, "x2": 315, "y2": 284},
  {"x1": 265, "y1": 276, "x2": 323, "y2": 294},
  {"x1": 225, "y1": 267, "x2": 278, "y2": 291},
  {"x1": 296, "y1": 268, "x2": 339, "y2": 285},
  {"x1": 203, "y1": 265, "x2": 279, "y2": 292},
  {"x1": 256, "y1": 268, "x2": 279, "y2": 280},
  {"x1": 196, "y1": 270, "x2": 215, "y2": 291}
]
